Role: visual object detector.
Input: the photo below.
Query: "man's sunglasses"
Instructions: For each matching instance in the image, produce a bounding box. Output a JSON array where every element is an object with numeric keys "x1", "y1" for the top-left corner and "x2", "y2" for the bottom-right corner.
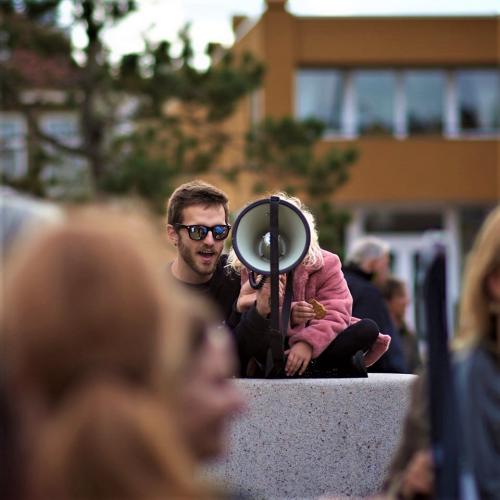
[{"x1": 175, "y1": 224, "x2": 231, "y2": 241}]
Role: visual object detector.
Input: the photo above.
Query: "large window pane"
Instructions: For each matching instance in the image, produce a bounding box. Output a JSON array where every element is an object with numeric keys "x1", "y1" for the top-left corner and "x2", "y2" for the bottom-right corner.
[
  {"x1": 405, "y1": 70, "x2": 444, "y2": 134},
  {"x1": 295, "y1": 69, "x2": 343, "y2": 132},
  {"x1": 457, "y1": 69, "x2": 500, "y2": 134},
  {"x1": 354, "y1": 70, "x2": 395, "y2": 135}
]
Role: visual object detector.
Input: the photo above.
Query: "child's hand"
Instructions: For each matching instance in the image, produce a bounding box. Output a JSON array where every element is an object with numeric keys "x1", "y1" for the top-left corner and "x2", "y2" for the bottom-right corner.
[
  {"x1": 284, "y1": 341, "x2": 313, "y2": 376},
  {"x1": 291, "y1": 300, "x2": 315, "y2": 326}
]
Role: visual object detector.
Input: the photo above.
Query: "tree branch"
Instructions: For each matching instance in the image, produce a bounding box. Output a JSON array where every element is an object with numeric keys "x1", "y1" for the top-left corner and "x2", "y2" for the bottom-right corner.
[
  {"x1": 2, "y1": 76, "x2": 88, "y2": 157},
  {"x1": 26, "y1": 111, "x2": 88, "y2": 157}
]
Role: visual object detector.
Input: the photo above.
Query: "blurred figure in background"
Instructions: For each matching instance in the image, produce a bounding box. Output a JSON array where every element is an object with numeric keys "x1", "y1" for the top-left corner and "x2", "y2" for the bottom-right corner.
[
  {"x1": 343, "y1": 236, "x2": 408, "y2": 373},
  {"x1": 382, "y1": 206, "x2": 500, "y2": 499},
  {"x1": 381, "y1": 277, "x2": 422, "y2": 374},
  {"x1": 1, "y1": 208, "x2": 244, "y2": 500}
]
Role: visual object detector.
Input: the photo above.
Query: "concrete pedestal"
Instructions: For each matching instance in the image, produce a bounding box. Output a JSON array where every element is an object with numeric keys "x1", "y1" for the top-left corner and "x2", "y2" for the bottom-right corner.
[{"x1": 206, "y1": 374, "x2": 416, "y2": 499}]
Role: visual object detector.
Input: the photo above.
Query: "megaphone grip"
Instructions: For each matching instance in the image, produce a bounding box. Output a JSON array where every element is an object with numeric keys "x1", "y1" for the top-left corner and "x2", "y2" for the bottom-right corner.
[{"x1": 249, "y1": 271, "x2": 266, "y2": 290}]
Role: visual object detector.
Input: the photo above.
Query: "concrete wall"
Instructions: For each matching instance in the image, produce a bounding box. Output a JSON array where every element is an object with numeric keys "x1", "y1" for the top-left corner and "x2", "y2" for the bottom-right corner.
[{"x1": 206, "y1": 374, "x2": 416, "y2": 499}]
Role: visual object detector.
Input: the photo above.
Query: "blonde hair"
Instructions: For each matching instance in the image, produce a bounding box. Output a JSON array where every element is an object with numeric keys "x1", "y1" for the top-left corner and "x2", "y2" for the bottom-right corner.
[
  {"x1": 455, "y1": 205, "x2": 500, "y2": 353},
  {"x1": 227, "y1": 192, "x2": 323, "y2": 272}
]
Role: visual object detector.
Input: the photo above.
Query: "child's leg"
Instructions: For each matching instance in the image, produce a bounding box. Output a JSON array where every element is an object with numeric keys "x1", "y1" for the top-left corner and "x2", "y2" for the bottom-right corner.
[{"x1": 314, "y1": 318, "x2": 379, "y2": 371}]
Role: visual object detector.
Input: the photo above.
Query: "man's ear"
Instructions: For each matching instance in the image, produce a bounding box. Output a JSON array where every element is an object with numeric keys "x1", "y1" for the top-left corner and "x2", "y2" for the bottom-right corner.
[{"x1": 166, "y1": 224, "x2": 178, "y2": 247}]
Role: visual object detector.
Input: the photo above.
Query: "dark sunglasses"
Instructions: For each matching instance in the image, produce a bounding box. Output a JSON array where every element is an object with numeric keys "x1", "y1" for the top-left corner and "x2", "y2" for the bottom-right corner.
[{"x1": 175, "y1": 223, "x2": 231, "y2": 241}]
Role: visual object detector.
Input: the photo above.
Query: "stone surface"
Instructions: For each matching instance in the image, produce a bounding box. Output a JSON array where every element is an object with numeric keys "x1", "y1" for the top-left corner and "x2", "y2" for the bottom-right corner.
[{"x1": 205, "y1": 374, "x2": 416, "y2": 499}]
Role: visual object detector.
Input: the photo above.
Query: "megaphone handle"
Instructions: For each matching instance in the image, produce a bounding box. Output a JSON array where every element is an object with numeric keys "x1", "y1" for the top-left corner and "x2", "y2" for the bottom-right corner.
[
  {"x1": 269, "y1": 197, "x2": 280, "y2": 335},
  {"x1": 249, "y1": 271, "x2": 266, "y2": 290},
  {"x1": 280, "y1": 270, "x2": 294, "y2": 335}
]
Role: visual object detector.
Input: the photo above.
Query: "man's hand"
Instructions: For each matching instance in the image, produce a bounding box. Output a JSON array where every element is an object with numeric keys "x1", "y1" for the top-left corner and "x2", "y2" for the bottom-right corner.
[
  {"x1": 291, "y1": 300, "x2": 315, "y2": 327},
  {"x1": 255, "y1": 274, "x2": 286, "y2": 317},
  {"x1": 236, "y1": 278, "x2": 256, "y2": 313},
  {"x1": 284, "y1": 341, "x2": 313, "y2": 376}
]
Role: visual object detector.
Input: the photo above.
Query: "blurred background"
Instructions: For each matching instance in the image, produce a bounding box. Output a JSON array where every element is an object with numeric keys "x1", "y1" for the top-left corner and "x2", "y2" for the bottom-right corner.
[{"x1": 1, "y1": 0, "x2": 499, "y2": 335}]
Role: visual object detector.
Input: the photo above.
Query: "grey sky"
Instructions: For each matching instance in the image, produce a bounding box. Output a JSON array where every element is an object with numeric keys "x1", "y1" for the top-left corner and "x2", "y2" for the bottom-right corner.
[{"x1": 64, "y1": 0, "x2": 499, "y2": 68}]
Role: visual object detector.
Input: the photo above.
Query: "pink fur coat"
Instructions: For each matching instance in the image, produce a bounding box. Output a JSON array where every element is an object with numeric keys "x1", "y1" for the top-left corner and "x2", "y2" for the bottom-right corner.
[
  {"x1": 287, "y1": 249, "x2": 391, "y2": 364},
  {"x1": 239, "y1": 249, "x2": 391, "y2": 365},
  {"x1": 288, "y1": 249, "x2": 352, "y2": 358}
]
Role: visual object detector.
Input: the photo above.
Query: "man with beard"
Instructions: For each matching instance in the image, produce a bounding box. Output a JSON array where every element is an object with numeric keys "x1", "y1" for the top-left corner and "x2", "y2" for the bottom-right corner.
[{"x1": 166, "y1": 180, "x2": 272, "y2": 376}]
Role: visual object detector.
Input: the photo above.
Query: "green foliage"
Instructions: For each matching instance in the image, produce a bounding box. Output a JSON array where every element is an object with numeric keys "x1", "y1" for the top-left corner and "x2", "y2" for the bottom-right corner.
[
  {"x1": 2, "y1": 2, "x2": 264, "y2": 210},
  {"x1": 246, "y1": 117, "x2": 324, "y2": 176},
  {"x1": 314, "y1": 202, "x2": 351, "y2": 258},
  {"x1": 245, "y1": 116, "x2": 358, "y2": 253}
]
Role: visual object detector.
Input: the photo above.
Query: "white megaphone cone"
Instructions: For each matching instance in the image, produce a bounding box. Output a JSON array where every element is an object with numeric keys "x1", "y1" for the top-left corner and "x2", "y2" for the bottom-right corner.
[{"x1": 232, "y1": 197, "x2": 311, "y2": 276}]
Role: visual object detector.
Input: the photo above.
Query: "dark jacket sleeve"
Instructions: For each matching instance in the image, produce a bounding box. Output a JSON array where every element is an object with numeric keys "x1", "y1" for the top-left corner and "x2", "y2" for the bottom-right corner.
[
  {"x1": 232, "y1": 305, "x2": 271, "y2": 377},
  {"x1": 355, "y1": 286, "x2": 409, "y2": 373}
]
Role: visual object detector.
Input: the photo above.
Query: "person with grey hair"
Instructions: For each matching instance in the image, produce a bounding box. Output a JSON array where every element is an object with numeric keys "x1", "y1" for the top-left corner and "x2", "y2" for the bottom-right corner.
[{"x1": 343, "y1": 236, "x2": 408, "y2": 373}]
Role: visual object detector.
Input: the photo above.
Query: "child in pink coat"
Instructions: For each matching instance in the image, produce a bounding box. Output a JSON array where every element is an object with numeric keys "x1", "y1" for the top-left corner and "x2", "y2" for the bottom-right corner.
[{"x1": 230, "y1": 193, "x2": 390, "y2": 377}]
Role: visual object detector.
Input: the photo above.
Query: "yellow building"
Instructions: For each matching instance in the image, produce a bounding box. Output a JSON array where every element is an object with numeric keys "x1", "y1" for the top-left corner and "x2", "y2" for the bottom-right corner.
[{"x1": 220, "y1": 0, "x2": 499, "y2": 331}]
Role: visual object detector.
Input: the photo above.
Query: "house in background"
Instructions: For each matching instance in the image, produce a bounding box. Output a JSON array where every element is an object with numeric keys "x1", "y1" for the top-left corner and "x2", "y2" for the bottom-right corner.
[
  {"x1": 217, "y1": 0, "x2": 499, "y2": 332},
  {"x1": 0, "y1": 38, "x2": 89, "y2": 197}
]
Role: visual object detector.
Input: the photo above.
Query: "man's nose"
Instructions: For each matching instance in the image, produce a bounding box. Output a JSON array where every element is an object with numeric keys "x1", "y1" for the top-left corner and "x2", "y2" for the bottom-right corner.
[{"x1": 203, "y1": 231, "x2": 216, "y2": 245}]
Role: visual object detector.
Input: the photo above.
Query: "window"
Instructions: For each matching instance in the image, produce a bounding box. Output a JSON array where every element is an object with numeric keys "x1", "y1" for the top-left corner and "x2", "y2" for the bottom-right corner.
[
  {"x1": 295, "y1": 67, "x2": 499, "y2": 138},
  {"x1": 354, "y1": 70, "x2": 395, "y2": 135},
  {"x1": 295, "y1": 69, "x2": 343, "y2": 132},
  {"x1": 405, "y1": 70, "x2": 445, "y2": 134},
  {"x1": 39, "y1": 113, "x2": 80, "y2": 145},
  {"x1": 38, "y1": 113, "x2": 87, "y2": 196},
  {"x1": 456, "y1": 70, "x2": 500, "y2": 134},
  {"x1": 0, "y1": 114, "x2": 27, "y2": 178}
]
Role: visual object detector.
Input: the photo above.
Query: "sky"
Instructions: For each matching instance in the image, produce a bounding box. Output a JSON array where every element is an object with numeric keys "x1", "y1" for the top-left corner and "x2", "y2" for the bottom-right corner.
[{"x1": 63, "y1": 0, "x2": 500, "y2": 68}]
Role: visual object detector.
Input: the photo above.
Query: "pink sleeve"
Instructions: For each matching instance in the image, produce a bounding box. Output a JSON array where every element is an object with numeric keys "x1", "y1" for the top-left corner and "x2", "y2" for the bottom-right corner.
[{"x1": 288, "y1": 252, "x2": 352, "y2": 358}]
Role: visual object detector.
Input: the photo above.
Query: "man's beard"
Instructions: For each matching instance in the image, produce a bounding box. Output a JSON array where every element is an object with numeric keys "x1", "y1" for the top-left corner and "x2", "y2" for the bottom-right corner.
[{"x1": 178, "y1": 239, "x2": 220, "y2": 278}]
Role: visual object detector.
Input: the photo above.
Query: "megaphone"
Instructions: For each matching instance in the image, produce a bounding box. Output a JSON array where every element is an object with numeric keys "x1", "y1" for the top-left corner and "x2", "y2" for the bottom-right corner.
[
  {"x1": 232, "y1": 197, "x2": 311, "y2": 276},
  {"x1": 232, "y1": 196, "x2": 311, "y2": 378}
]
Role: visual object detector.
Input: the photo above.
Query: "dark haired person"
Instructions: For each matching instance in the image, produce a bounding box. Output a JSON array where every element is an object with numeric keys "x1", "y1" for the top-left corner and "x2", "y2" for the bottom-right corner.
[
  {"x1": 381, "y1": 276, "x2": 422, "y2": 374},
  {"x1": 166, "y1": 180, "x2": 273, "y2": 376}
]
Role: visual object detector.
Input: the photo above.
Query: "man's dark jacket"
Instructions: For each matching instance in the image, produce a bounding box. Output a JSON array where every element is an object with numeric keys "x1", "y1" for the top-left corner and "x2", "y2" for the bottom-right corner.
[
  {"x1": 343, "y1": 263, "x2": 408, "y2": 373},
  {"x1": 169, "y1": 255, "x2": 270, "y2": 376}
]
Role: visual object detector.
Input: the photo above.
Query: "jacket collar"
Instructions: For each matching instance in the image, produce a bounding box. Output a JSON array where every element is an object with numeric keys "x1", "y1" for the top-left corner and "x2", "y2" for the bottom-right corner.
[{"x1": 343, "y1": 262, "x2": 374, "y2": 282}]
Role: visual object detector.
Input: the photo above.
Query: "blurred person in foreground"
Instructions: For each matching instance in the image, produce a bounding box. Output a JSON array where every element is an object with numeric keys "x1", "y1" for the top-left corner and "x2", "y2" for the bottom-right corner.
[
  {"x1": 381, "y1": 277, "x2": 422, "y2": 374},
  {"x1": 382, "y1": 206, "x2": 500, "y2": 499},
  {"x1": 343, "y1": 236, "x2": 408, "y2": 373},
  {"x1": 1, "y1": 207, "x2": 245, "y2": 500},
  {"x1": 228, "y1": 192, "x2": 391, "y2": 378},
  {"x1": 0, "y1": 188, "x2": 64, "y2": 500}
]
